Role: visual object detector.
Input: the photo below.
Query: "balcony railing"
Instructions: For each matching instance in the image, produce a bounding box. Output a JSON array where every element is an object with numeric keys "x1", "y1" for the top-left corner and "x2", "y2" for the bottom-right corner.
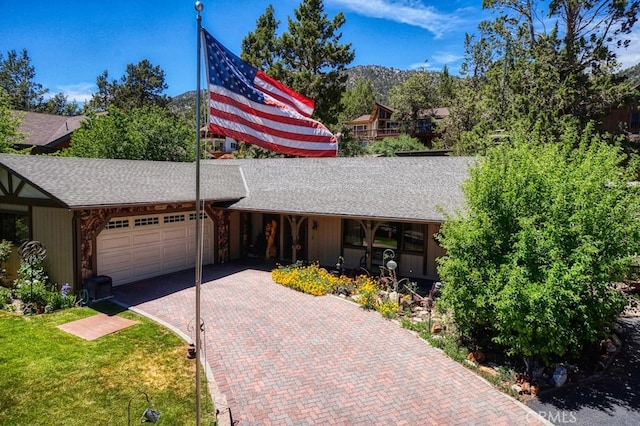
[
  {"x1": 352, "y1": 126, "x2": 436, "y2": 141},
  {"x1": 352, "y1": 128, "x2": 402, "y2": 140}
]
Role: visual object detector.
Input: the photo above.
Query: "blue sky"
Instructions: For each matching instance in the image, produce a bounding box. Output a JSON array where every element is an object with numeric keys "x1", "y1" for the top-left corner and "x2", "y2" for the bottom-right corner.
[{"x1": 1, "y1": 0, "x2": 639, "y2": 103}]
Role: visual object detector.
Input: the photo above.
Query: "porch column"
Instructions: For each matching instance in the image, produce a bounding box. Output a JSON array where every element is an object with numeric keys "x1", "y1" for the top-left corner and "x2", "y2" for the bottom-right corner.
[
  {"x1": 285, "y1": 215, "x2": 306, "y2": 263},
  {"x1": 360, "y1": 220, "x2": 383, "y2": 273},
  {"x1": 210, "y1": 208, "x2": 230, "y2": 264}
]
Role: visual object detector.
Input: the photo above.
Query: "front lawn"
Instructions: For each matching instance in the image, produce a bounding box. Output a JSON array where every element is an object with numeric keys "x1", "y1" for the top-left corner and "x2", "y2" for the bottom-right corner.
[{"x1": 0, "y1": 302, "x2": 216, "y2": 425}]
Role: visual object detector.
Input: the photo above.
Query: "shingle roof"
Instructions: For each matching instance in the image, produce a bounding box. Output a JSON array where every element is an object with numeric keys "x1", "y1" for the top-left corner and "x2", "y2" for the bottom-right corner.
[
  {"x1": 15, "y1": 111, "x2": 86, "y2": 148},
  {"x1": 0, "y1": 154, "x2": 472, "y2": 221},
  {"x1": 0, "y1": 154, "x2": 246, "y2": 208},
  {"x1": 217, "y1": 156, "x2": 472, "y2": 222}
]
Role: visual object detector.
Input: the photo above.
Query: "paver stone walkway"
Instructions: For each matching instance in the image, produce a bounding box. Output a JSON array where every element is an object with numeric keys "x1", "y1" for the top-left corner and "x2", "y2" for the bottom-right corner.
[{"x1": 113, "y1": 263, "x2": 548, "y2": 425}]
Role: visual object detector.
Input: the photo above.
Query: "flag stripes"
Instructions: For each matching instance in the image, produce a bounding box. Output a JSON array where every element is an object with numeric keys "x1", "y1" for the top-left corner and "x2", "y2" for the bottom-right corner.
[{"x1": 202, "y1": 28, "x2": 337, "y2": 157}]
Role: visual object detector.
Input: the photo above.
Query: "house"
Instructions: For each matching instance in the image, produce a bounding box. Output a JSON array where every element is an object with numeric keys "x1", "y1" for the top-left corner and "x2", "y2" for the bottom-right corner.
[
  {"x1": 345, "y1": 102, "x2": 449, "y2": 146},
  {"x1": 602, "y1": 83, "x2": 640, "y2": 137},
  {"x1": 13, "y1": 111, "x2": 87, "y2": 154},
  {"x1": 200, "y1": 127, "x2": 240, "y2": 156},
  {"x1": 0, "y1": 154, "x2": 472, "y2": 292}
]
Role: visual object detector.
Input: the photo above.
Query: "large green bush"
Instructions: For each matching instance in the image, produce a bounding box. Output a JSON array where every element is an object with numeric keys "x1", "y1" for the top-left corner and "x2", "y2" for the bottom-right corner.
[
  {"x1": 437, "y1": 122, "x2": 640, "y2": 361},
  {"x1": 0, "y1": 239, "x2": 12, "y2": 286}
]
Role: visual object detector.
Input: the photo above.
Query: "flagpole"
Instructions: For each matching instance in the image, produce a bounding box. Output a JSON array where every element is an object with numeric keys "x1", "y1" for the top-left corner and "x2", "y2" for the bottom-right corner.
[{"x1": 194, "y1": 2, "x2": 204, "y2": 426}]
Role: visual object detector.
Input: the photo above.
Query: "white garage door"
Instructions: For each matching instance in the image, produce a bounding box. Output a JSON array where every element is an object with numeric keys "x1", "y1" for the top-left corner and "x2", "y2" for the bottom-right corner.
[{"x1": 96, "y1": 212, "x2": 214, "y2": 286}]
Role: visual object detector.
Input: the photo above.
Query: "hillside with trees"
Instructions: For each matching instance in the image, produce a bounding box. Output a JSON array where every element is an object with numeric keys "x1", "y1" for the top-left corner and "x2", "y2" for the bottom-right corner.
[
  {"x1": 622, "y1": 62, "x2": 640, "y2": 86},
  {"x1": 343, "y1": 65, "x2": 418, "y2": 104}
]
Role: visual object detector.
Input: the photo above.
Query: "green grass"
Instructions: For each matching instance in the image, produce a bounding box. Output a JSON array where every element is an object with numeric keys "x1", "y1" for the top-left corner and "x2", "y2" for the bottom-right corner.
[{"x1": 0, "y1": 302, "x2": 217, "y2": 425}]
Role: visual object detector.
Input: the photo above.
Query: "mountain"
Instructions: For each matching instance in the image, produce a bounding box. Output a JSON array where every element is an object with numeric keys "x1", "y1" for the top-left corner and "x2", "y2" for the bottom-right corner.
[
  {"x1": 168, "y1": 65, "x2": 418, "y2": 114},
  {"x1": 621, "y1": 62, "x2": 640, "y2": 86},
  {"x1": 343, "y1": 65, "x2": 418, "y2": 104}
]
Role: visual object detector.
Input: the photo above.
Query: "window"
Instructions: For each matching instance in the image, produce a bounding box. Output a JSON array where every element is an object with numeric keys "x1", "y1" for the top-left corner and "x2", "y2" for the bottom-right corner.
[
  {"x1": 343, "y1": 221, "x2": 424, "y2": 253},
  {"x1": 105, "y1": 219, "x2": 129, "y2": 230},
  {"x1": 630, "y1": 111, "x2": 640, "y2": 132},
  {"x1": 0, "y1": 211, "x2": 30, "y2": 243},
  {"x1": 189, "y1": 212, "x2": 208, "y2": 221},
  {"x1": 374, "y1": 223, "x2": 398, "y2": 249},
  {"x1": 402, "y1": 223, "x2": 425, "y2": 252},
  {"x1": 134, "y1": 217, "x2": 159, "y2": 227},
  {"x1": 164, "y1": 214, "x2": 185, "y2": 224},
  {"x1": 344, "y1": 220, "x2": 366, "y2": 246}
]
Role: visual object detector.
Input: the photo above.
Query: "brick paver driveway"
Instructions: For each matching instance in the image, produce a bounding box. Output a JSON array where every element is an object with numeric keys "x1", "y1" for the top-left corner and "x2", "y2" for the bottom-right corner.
[{"x1": 113, "y1": 263, "x2": 546, "y2": 425}]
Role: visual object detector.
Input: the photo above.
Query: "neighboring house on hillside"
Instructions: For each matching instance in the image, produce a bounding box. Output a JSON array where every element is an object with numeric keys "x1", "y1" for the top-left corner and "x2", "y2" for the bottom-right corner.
[
  {"x1": 602, "y1": 83, "x2": 640, "y2": 137},
  {"x1": 200, "y1": 127, "x2": 239, "y2": 156},
  {"x1": 345, "y1": 102, "x2": 449, "y2": 146},
  {"x1": 0, "y1": 154, "x2": 472, "y2": 292},
  {"x1": 14, "y1": 111, "x2": 87, "y2": 154}
]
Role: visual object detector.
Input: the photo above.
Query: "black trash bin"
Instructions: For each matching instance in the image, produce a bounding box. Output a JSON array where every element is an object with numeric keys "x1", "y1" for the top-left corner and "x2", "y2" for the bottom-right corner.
[{"x1": 85, "y1": 275, "x2": 113, "y2": 301}]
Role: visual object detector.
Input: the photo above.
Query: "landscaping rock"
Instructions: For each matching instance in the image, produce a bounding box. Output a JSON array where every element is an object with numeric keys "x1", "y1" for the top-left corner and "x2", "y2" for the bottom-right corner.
[
  {"x1": 478, "y1": 365, "x2": 498, "y2": 377},
  {"x1": 431, "y1": 323, "x2": 442, "y2": 334},
  {"x1": 610, "y1": 333, "x2": 622, "y2": 347}
]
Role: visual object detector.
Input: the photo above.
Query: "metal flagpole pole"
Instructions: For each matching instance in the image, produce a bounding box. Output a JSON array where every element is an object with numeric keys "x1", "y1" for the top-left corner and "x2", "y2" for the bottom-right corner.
[{"x1": 194, "y1": 2, "x2": 204, "y2": 425}]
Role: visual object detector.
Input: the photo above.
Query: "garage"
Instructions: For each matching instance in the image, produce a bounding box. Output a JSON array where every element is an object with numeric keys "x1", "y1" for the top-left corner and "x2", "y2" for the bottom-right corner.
[{"x1": 96, "y1": 211, "x2": 214, "y2": 285}]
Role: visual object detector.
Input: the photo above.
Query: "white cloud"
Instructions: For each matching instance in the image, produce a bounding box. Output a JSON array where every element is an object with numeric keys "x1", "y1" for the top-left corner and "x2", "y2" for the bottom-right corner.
[
  {"x1": 52, "y1": 83, "x2": 95, "y2": 104},
  {"x1": 409, "y1": 61, "x2": 432, "y2": 70},
  {"x1": 431, "y1": 52, "x2": 464, "y2": 65},
  {"x1": 616, "y1": 29, "x2": 640, "y2": 70},
  {"x1": 328, "y1": 0, "x2": 467, "y2": 38}
]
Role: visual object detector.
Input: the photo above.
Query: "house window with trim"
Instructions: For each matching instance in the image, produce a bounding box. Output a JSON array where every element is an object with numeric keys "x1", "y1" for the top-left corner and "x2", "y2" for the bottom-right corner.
[
  {"x1": 343, "y1": 220, "x2": 366, "y2": 247},
  {"x1": 0, "y1": 211, "x2": 30, "y2": 243},
  {"x1": 630, "y1": 111, "x2": 640, "y2": 133},
  {"x1": 342, "y1": 220, "x2": 424, "y2": 253}
]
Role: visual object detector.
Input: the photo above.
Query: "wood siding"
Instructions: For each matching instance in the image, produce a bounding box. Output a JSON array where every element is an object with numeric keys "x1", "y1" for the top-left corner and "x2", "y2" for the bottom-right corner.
[
  {"x1": 306, "y1": 216, "x2": 342, "y2": 267},
  {"x1": 32, "y1": 207, "x2": 74, "y2": 287}
]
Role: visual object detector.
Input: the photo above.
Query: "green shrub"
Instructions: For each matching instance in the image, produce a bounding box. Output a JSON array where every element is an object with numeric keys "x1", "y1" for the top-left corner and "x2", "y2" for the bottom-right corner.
[
  {"x1": 15, "y1": 280, "x2": 48, "y2": 313},
  {"x1": 0, "y1": 240, "x2": 13, "y2": 286},
  {"x1": 0, "y1": 286, "x2": 12, "y2": 306},
  {"x1": 44, "y1": 288, "x2": 75, "y2": 313},
  {"x1": 438, "y1": 124, "x2": 640, "y2": 361}
]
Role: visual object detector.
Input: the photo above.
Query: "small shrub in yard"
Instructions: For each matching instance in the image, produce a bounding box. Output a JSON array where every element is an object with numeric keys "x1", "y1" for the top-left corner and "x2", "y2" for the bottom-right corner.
[
  {"x1": 271, "y1": 262, "x2": 350, "y2": 296},
  {"x1": 15, "y1": 280, "x2": 48, "y2": 312},
  {"x1": 44, "y1": 284, "x2": 76, "y2": 313},
  {"x1": 0, "y1": 286, "x2": 12, "y2": 306},
  {"x1": 0, "y1": 239, "x2": 12, "y2": 285}
]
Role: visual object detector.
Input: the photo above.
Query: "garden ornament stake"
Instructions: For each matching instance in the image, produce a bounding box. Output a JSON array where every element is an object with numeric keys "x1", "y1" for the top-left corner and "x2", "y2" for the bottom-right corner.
[
  {"x1": 18, "y1": 240, "x2": 47, "y2": 300},
  {"x1": 127, "y1": 391, "x2": 160, "y2": 425}
]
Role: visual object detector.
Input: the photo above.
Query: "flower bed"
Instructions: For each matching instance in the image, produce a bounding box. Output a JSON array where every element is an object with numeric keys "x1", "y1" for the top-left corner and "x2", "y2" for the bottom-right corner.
[
  {"x1": 271, "y1": 263, "x2": 400, "y2": 317},
  {"x1": 271, "y1": 262, "x2": 352, "y2": 296}
]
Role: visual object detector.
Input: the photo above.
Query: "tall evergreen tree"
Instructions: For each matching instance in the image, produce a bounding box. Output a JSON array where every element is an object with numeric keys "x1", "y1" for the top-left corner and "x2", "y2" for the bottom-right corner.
[
  {"x1": 241, "y1": 5, "x2": 281, "y2": 72},
  {"x1": 450, "y1": 0, "x2": 639, "y2": 151},
  {"x1": 0, "y1": 89, "x2": 24, "y2": 152},
  {"x1": 273, "y1": 0, "x2": 355, "y2": 126},
  {"x1": 39, "y1": 92, "x2": 81, "y2": 116},
  {"x1": 89, "y1": 59, "x2": 169, "y2": 111},
  {"x1": 0, "y1": 49, "x2": 48, "y2": 111}
]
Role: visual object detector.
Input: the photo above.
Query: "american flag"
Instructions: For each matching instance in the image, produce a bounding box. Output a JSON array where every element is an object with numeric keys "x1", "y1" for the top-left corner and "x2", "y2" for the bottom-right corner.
[{"x1": 202, "y1": 28, "x2": 338, "y2": 157}]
